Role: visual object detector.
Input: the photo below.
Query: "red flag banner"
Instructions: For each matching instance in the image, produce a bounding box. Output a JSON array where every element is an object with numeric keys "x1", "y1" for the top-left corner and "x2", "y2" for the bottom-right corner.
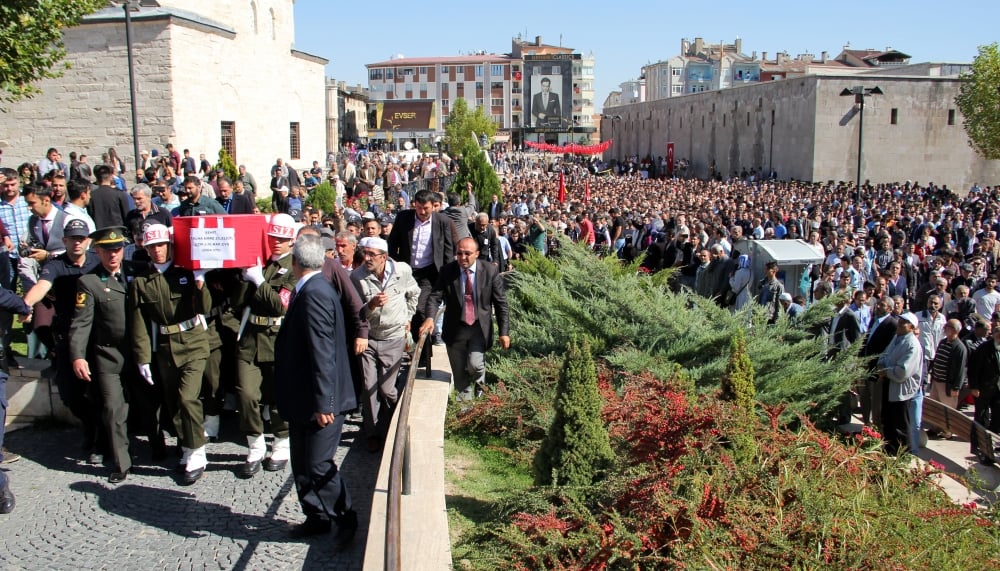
[
  {"x1": 585, "y1": 178, "x2": 591, "y2": 203},
  {"x1": 558, "y1": 172, "x2": 566, "y2": 204}
]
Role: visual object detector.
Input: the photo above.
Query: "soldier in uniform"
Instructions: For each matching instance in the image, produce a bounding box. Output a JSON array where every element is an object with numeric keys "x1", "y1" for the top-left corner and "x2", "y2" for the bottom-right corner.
[
  {"x1": 234, "y1": 213, "x2": 299, "y2": 477},
  {"x1": 21, "y1": 217, "x2": 102, "y2": 461},
  {"x1": 0, "y1": 290, "x2": 31, "y2": 514},
  {"x1": 128, "y1": 223, "x2": 212, "y2": 485},
  {"x1": 68, "y1": 227, "x2": 134, "y2": 483}
]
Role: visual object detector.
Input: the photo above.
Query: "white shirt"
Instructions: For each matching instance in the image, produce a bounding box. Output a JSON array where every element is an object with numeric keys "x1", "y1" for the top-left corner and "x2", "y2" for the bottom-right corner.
[
  {"x1": 410, "y1": 215, "x2": 434, "y2": 269},
  {"x1": 62, "y1": 203, "x2": 96, "y2": 232},
  {"x1": 460, "y1": 262, "x2": 477, "y2": 303}
]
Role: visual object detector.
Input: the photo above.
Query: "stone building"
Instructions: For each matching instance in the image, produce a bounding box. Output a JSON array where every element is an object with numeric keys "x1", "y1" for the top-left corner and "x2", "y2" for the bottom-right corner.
[
  {"x1": 602, "y1": 73, "x2": 1000, "y2": 191},
  {"x1": 0, "y1": 0, "x2": 326, "y2": 187}
]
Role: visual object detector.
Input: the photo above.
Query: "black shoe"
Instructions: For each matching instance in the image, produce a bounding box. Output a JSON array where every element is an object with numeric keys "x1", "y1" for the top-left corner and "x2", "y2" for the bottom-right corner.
[
  {"x1": 180, "y1": 467, "x2": 204, "y2": 486},
  {"x1": 365, "y1": 436, "x2": 383, "y2": 453},
  {"x1": 334, "y1": 510, "x2": 358, "y2": 549},
  {"x1": 108, "y1": 470, "x2": 128, "y2": 484},
  {"x1": 263, "y1": 458, "x2": 287, "y2": 472},
  {"x1": 238, "y1": 460, "x2": 261, "y2": 479},
  {"x1": 175, "y1": 462, "x2": 187, "y2": 474},
  {"x1": 151, "y1": 442, "x2": 168, "y2": 462},
  {"x1": 0, "y1": 484, "x2": 14, "y2": 515},
  {"x1": 288, "y1": 517, "x2": 331, "y2": 539},
  {"x1": 1, "y1": 447, "x2": 20, "y2": 464},
  {"x1": 87, "y1": 453, "x2": 104, "y2": 465}
]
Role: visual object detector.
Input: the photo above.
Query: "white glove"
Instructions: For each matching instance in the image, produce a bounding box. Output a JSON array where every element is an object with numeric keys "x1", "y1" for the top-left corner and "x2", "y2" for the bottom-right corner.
[
  {"x1": 242, "y1": 265, "x2": 265, "y2": 287},
  {"x1": 192, "y1": 269, "x2": 208, "y2": 283},
  {"x1": 139, "y1": 363, "x2": 154, "y2": 386}
]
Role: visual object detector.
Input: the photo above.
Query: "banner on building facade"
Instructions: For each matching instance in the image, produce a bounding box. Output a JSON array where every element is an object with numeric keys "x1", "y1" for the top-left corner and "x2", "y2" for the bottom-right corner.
[
  {"x1": 524, "y1": 54, "x2": 577, "y2": 132},
  {"x1": 373, "y1": 101, "x2": 437, "y2": 130},
  {"x1": 667, "y1": 142, "x2": 675, "y2": 176}
]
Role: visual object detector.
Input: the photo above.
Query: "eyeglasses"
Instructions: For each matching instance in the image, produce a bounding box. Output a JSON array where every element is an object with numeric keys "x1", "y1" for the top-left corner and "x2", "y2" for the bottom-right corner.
[{"x1": 361, "y1": 250, "x2": 385, "y2": 258}]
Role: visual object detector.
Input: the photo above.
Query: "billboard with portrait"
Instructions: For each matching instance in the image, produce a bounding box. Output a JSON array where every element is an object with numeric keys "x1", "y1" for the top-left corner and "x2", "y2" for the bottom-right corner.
[{"x1": 524, "y1": 54, "x2": 577, "y2": 132}]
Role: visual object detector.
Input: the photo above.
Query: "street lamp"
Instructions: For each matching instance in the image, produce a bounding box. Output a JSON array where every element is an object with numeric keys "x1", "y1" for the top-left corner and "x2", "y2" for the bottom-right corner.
[
  {"x1": 112, "y1": 1, "x2": 142, "y2": 171},
  {"x1": 840, "y1": 85, "x2": 883, "y2": 204}
]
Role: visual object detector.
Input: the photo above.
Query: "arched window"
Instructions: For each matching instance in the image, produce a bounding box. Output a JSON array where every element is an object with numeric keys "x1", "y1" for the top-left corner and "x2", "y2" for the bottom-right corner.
[
  {"x1": 269, "y1": 7, "x2": 276, "y2": 40},
  {"x1": 250, "y1": 1, "x2": 258, "y2": 34}
]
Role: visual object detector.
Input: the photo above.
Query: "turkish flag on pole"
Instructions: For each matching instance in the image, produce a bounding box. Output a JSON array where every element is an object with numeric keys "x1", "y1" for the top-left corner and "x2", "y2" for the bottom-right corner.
[
  {"x1": 585, "y1": 178, "x2": 591, "y2": 203},
  {"x1": 558, "y1": 172, "x2": 566, "y2": 204}
]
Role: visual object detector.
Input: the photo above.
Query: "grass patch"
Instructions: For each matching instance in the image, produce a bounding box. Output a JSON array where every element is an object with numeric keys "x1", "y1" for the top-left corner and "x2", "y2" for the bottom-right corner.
[
  {"x1": 10, "y1": 317, "x2": 28, "y2": 358},
  {"x1": 444, "y1": 434, "x2": 533, "y2": 562}
]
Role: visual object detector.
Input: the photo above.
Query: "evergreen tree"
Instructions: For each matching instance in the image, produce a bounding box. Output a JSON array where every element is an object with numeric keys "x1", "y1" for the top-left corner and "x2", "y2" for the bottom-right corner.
[
  {"x1": 533, "y1": 338, "x2": 615, "y2": 487},
  {"x1": 308, "y1": 181, "x2": 336, "y2": 214},
  {"x1": 454, "y1": 142, "x2": 500, "y2": 212},
  {"x1": 214, "y1": 148, "x2": 238, "y2": 182},
  {"x1": 719, "y1": 329, "x2": 755, "y2": 414}
]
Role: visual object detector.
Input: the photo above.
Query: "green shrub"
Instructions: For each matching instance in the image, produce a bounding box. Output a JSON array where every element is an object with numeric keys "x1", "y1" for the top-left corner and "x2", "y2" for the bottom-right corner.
[
  {"x1": 533, "y1": 338, "x2": 614, "y2": 488},
  {"x1": 720, "y1": 328, "x2": 755, "y2": 414},
  {"x1": 308, "y1": 181, "x2": 336, "y2": 214},
  {"x1": 453, "y1": 141, "x2": 500, "y2": 211},
  {"x1": 214, "y1": 148, "x2": 238, "y2": 181},
  {"x1": 255, "y1": 197, "x2": 272, "y2": 213}
]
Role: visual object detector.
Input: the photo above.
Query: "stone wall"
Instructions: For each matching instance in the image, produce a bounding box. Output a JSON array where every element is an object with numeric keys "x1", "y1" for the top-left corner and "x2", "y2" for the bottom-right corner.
[
  {"x1": 604, "y1": 75, "x2": 1000, "y2": 190},
  {"x1": 5, "y1": 359, "x2": 76, "y2": 431},
  {"x1": 0, "y1": 0, "x2": 326, "y2": 187},
  {"x1": 0, "y1": 20, "x2": 174, "y2": 172}
]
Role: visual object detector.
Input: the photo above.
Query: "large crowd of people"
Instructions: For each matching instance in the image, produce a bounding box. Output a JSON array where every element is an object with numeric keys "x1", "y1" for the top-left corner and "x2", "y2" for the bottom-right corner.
[{"x1": 0, "y1": 141, "x2": 998, "y2": 535}]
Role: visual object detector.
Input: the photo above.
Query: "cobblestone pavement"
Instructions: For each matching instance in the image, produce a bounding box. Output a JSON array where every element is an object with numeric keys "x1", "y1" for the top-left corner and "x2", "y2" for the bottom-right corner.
[{"x1": 0, "y1": 412, "x2": 379, "y2": 570}]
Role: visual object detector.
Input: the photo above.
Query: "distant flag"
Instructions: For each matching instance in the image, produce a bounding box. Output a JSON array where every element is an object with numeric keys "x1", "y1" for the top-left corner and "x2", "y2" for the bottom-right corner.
[
  {"x1": 558, "y1": 172, "x2": 566, "y2": 204},
  {"x1": 585, "y1": 178, "x2": 591, "y2": 203}
]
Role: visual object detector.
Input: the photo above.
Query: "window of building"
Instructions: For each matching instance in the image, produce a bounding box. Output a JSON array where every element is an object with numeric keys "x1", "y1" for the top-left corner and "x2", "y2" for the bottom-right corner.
[
  {"x1": 476, "y1": 98, "x2": 484, "y2": 107},
  {"x1": 723, "y1": 114, "x2": 726, "y2": 127},
  {"x1": 512, "y1": 64, "x2": 520, "y2": 72},
  {"x1": 511, "y1": 86, "x2": 522, "y2": 94},
  {"x1": 475, "y1": 65, "x2": 483, "y2": 77},
  {"x1": 475, "y1": 82, "x2": 483, "y2": 90},
  {"x1": 491, "y1": 64, "x2": 503, "y2": 76},
  {"x1": 492, "y1": 114, "x2": 503, "y2": 124},
  {"x1": 491, "y1": 98, "x2": 504, "y2": 106},
  {"x1": 672, "y1": 85, "x2": 682, "y2": 94},
  {"x1": 369, "y1": 68, "x2": 383, "y2": 80},
  {"x1": 512, "y1": 98, "x2": 520, "y2": 108},
  {"x1": 420, "y1": 83, "x2": 427, "y2": 91},
  {"x1": 771, "y1": 109, "x2": 775, "y2": 126},
  {"x1": 441, "y1": 65, "x2": 449, "y2": 73},
  {"x1": 747, "y1": 112, "x2": 750, "y2": 126},
  {"x1": 948, "y1": 109, "x2": 956, "y2": 125},
  {"x1": 582, "y1": 65, "x2": 594, "y2": 76},
  {"x1": 419, "y1": 67, "x2": 427, "y2": 75},
  {"x1": 890, "y1": 108, "x2": 898, "y2": 125},
  {"x1": 250, "y1": 1, "x2": 258, "y2": 34},
  {"x1": 221, "y1": 121, "x2": 236, "y2": 162},
  {"x1": 672, "y1": 68, "x2": 681, "y2": 76},
  {"x1": 491, "y1": 81, "x2": 503, "y2": 90},
  {"x1": 386, "y1": 68, "x2": 393, "y2": 79},
  {"x1": 402, "y1": 68, "x2": 414, "y2": 76},
  {"x1": 289, "y1": 122, "x2": 300, "y2": 160},
  {"x1": 441, "y1": 99, "x2": 449, "y2": 108}
]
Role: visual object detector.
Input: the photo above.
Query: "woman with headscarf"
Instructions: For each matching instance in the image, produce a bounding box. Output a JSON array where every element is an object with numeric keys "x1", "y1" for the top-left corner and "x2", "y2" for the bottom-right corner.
[{"x1": 729, "y1": 254, "x2": 753, "y2": 310}]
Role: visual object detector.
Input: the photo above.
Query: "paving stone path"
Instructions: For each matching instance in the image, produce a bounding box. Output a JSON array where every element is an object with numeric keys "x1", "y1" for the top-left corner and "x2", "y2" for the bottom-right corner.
[{"x1": 0, "y1": 413, "x2": 378, "y2": 570}]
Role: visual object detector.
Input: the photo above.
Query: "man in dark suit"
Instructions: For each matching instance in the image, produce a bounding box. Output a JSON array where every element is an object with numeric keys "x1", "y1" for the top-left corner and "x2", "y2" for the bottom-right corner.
[
  {"x1": 859, "y1": 296, "x2": 898, "y2": 426},
  {"x1": 88, "y1": 165, "x2": 130, "y2": 229},
  {"x1": 420, "y1": 237, "x2": 510, "y2": 400},
  {"x1": 274, "y1": 234, "x2": 357, "y2": 541},
  {"x1": 486, "y1": 194, "x2": 504, "y2": 221},
  {"x1": 969, "y1": 325, "x2": 1000, "y2": 433},
  {"x1": 531, "y1": 77, "x2": 561, "y2": 127},
  {"x1": 216, "y1": 177, "x2": 255, "y2": 214},
  {"x1": 387, "y1": 189, "x2": 456, "y2": 371}
]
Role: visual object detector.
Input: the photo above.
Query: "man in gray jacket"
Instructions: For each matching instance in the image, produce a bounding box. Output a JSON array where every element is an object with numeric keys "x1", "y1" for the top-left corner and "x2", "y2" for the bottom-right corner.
[
  {"x1": 350, "y1": 236, "x2": 420, "y2": 451},
  {"x1": 877, "y1": 312, "x2": 924, "y2": 455}
]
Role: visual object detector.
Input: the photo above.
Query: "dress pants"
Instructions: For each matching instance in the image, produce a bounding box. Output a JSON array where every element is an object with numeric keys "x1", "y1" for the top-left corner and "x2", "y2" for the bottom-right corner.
[
  {"x1": 446, "y1": 323, "x2": 487, "y2": 401},
  {"x1": 360, "y1": 337, "x2": 405, "y2": 436},
  {"x1": 974, "y1": 388, "x2": 1000, "y2": 433},
  {"x1": 155, "y1": 354, "x2": 207, "y2": 449},
  {"x1": 236, "y1": 359, "x2": 288, "y2": 438},
  {"x1": 94, "y1": 371, "x2": 130, "y2": 473},
  {"x1": 201, "y1": 344, "x2": 224, "y2": 418},
  {"x1": 289, "y1": 415, "x2": 352, "y2": 523},
  {"x1": 411, "y1": 266, "x2": 438, "y2": 365},
  {"x1": 860, "y1": 375, "x2": 885, "y2": 426},
  {"x1": 54, "y1": 341, "x2": 103, "y2": 451}
]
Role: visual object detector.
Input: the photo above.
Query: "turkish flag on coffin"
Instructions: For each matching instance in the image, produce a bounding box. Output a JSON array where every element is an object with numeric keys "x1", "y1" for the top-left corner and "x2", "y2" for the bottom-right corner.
[{"x1": 172, "y1": 214, "x2": 270, "y2": 270}]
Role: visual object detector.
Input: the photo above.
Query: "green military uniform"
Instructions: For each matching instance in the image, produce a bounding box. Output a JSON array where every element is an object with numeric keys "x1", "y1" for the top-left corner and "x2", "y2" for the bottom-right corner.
[
  {"x1": 201, "y1": 270, "x2": 241, "y2": 428},
  {"x1": 70, "y1": 264, "x2": 131, "y2": 473},
  {"x1": 236, "y1": 254, "x2": 297, "y2": 440},
  {"x1": 129, "y1": 263, "x2": 212, "y2": 451}
]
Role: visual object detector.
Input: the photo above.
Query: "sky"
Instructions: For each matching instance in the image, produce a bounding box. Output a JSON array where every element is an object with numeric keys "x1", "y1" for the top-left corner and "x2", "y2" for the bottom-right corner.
[{"x1": 292, "y1": 0, "x2": 998, "y2": 112}]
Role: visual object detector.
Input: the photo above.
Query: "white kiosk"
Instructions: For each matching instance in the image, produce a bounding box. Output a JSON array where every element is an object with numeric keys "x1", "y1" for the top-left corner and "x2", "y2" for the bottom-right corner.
[{"x1": 747, "y1": 240, "x2": 825, "y2": 300}]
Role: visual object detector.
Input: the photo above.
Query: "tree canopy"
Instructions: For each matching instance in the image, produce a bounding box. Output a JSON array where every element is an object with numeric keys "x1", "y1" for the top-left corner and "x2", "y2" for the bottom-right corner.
[
  {"x1": 443, "y1": 98, "x2": 497, "y2": 152},
  {"x1": 0, "y1": 0, "x2": 106, "y2": 107},
  {"x1": 955, "y1": 42, "x2": 1000, "y2": 160}
]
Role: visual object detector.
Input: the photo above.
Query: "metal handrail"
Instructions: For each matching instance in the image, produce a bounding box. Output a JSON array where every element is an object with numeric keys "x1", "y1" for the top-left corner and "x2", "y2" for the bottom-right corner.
[{"x1": 384, "y1": 312, "x2": 439, "y2": 570}]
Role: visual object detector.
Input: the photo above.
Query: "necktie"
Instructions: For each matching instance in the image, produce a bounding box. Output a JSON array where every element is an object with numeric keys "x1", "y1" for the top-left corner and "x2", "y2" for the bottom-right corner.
[
  {"x1": 40, "y1": 219, "x2": 49, "y2": 245},
  {"x1": 463, "y1": 269, "x2": 475, "y2": 326}
]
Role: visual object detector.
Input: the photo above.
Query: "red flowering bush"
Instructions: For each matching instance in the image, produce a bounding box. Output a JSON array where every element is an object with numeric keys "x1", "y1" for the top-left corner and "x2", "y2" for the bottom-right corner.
[{"x1": 452, "y1": 367, "x2": 1000, "y2": 570}]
